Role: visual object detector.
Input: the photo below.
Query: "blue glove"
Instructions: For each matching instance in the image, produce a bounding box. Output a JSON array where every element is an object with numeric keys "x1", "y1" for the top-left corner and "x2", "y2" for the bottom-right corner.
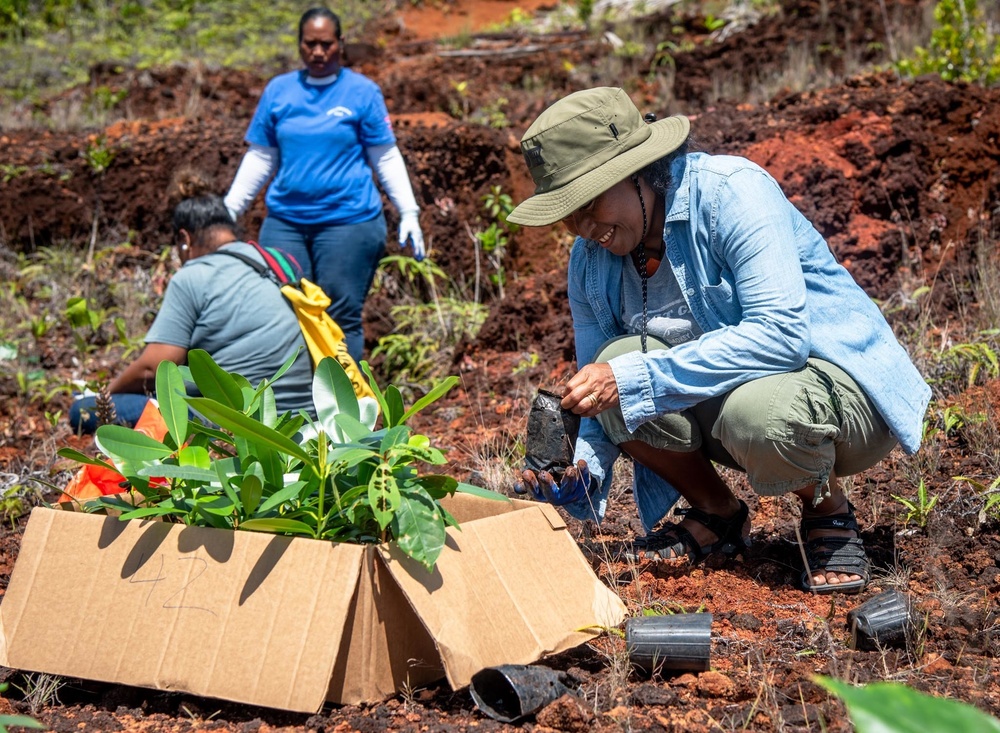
[{"x1": 515, "y1": 460, "x2": 593, "y2": 507}]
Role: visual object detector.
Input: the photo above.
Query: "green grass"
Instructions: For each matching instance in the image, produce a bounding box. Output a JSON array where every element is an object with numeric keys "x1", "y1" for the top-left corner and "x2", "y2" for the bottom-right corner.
[{"x1": 0, "y1": 0, "x2": 397, "y2": 109}]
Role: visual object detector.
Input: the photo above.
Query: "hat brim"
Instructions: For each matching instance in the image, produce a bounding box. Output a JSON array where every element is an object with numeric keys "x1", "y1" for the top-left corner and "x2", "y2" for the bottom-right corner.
[{"x1": 507, "y1": 114, "x2": 690, "y2": 227}]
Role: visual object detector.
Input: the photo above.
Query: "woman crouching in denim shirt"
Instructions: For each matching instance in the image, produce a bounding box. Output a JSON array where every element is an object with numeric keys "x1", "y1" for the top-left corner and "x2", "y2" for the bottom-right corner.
[{"x1": 511, "y1": 87, "x2": 930, "y2": 594}]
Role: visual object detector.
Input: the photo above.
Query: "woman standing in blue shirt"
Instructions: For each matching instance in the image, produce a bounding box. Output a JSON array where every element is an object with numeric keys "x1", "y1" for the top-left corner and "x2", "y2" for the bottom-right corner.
[
  {"x1": 225, "y1": 7, "x2": 424, "y2": 362},
  {"x1": 510, "y1": 88, "x2": 930, "y2": 595}
]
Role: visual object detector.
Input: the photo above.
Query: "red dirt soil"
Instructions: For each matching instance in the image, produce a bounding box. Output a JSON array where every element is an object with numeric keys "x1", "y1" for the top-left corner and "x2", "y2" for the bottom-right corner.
[{"x1": 3, "y1": 0, "x2": 1000, "y2": 731}]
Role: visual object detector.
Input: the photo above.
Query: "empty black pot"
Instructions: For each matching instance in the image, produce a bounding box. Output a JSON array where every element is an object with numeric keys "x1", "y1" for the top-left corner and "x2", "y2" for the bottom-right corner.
[
  {"x1": 469, "y1": 664, "x2": 576, "y2": 723},
  {"x1": 625, "y1": 614, "x2": 713, "y2": 674},
  {"x1": 524, "y1": 388, "x2": 580, "y2": 482},
  {"x1": 847, "y1": 589, "x2": 916, "y2": 651}
]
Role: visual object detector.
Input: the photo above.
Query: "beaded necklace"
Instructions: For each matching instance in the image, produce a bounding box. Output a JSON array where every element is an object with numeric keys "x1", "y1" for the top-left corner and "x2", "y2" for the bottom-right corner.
[{"x1": 631, "y1": 174, "x2": 650, "y2": 354}]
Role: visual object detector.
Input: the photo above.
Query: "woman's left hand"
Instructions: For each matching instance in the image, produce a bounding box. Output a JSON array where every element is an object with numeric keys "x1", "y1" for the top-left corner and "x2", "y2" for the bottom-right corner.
[
  {"x1": 399, "y1": 211, "x2": 426, "y2": 261},
  {"x1": 562, "y1": 362, "x2": 619, "y2": 417}
]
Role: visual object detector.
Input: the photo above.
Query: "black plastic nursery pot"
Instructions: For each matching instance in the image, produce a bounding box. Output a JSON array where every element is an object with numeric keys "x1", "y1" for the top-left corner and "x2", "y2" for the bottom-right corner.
[
  {"x1": 625, "y1": 613, "x2": 713, "y2": 674},
  {"x1": 469, "y1": 664, "x2": 576, "y2": 723},
  {"x1": 524, "y1": 388, "x2": 580, "y2": 482},
  {"x1": 846, "y1": 589, "x2": 916, "y2": 651}
]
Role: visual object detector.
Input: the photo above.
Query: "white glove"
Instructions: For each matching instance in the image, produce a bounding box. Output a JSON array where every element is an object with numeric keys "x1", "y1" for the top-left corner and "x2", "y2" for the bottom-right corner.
[{"x1": 399, "y1": 210, "x2": 425, "y2": 261}]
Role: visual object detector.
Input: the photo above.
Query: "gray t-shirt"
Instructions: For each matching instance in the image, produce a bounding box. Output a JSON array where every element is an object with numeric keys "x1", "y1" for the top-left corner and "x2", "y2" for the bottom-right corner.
[
  {"x1": 145, "y1": 241, "x2": 315, "y2": 415},
  {"x1": 622, "y1": 257, "x2": 704, "y2": 346}
]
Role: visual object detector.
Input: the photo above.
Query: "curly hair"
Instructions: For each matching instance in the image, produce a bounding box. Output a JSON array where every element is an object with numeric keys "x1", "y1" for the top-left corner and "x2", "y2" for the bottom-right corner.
[
  {"x1": 638, "y1": 139, "x2": 692, "y2": 197},
  {"x1": 168, "y1": 168, "x2": 233, "y2": 238}
]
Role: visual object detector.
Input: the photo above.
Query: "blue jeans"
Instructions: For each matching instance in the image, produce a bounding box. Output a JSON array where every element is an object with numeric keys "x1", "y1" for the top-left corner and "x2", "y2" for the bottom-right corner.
[
  {"x1": 259, "y1": 213, "x2": 387, "y2": 363},
  {"x1": 69, "y1": 393, "x2": 151, "y2": 434}
]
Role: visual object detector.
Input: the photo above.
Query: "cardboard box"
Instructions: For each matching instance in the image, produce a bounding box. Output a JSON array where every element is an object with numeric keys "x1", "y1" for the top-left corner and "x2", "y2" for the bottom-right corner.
[{"x1": 0, "y1": 494, "x2": 625, "y2": 713}]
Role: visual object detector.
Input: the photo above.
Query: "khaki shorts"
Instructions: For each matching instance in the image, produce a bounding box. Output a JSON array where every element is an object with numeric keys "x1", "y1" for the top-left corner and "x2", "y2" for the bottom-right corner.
[{"x1": 594, "y1": 336, "x2": 897, "y2": 497}]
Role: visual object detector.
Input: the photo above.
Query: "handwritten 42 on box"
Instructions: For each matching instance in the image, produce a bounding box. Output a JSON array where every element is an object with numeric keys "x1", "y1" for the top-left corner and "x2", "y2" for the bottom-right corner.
[{"x1": 0, "y1": 494, "x2": 625, "y2": 713}]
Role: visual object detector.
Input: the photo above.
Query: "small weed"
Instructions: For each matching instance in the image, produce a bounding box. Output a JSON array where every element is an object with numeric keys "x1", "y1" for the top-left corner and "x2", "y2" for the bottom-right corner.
[
  {"x1": 512, "y1": 353, "x2": 539, "y2": 375},
  {"x1": 82, "y1": 135, "x2": 116, "y2": 175},
  {"x1": 896, "y1": 0, "x2": 1000, "y2": 84},
  {"x1": 954, "y1": 474, "x2": 1000, "y2": 522},
  {"x1": 472, "y1": 185, "x2": 520, "y2": 300},
  {"x1": 892, "y1": 479, "x2": 939, "y2": 528},
  {"x1": 0, "y1": 163, "x2": 28, "y2": 182},
  {"x1": 448, "y1": 79, "x2": 470, "y2": 119},
  {"x1": 14, "y1": 673, "x2": 64, "y2": 717}
]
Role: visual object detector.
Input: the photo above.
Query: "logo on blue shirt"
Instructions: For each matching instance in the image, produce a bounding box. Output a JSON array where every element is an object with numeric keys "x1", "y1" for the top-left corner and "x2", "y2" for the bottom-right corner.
[{"x1": 326, "y1": 105, "x2": 352, "y2": 117}]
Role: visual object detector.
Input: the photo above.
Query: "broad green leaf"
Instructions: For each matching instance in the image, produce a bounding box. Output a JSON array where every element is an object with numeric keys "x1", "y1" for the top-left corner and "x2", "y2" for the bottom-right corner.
[
  {"x1": 259, "y1": 384, "x2": 277, "y2": 428},
  {"x1": 88, "y1": 495, "x2": 137, "y2": 513},
  {"x1": 137, "y1": 464, "x2": 215, "y2": 482},
  {"x1": 0, "y1": 714, "x2": 46, "y2": 730},
  {"x1": 241, "y1": 386, "x2": 258, "y2": 413},
  {"x1": 276, "y1": 412, "x2": 307, "y2": 438},
  {"x1": 455, "y1": 481, "x2": 510, "y2": 501},
  {"x1": 271, "y1": 348, "x2": 302, "y2": 383},
  {"x1": 368, "y1": 463, "x2": 400, "y2": 530},
  {"x1": 188, "y1": 349, "x2": 244, "y2": 409},
  {"x1": 257, "y1": 481, "x2": 307, "y2": 515},
  {"x1": 57, "y1": 447, "x2": 118, "y2": 472},
  {"x1": 155, "y1": 360, "x2": 189, "y2": 447},
  {"x1": 380, "y1": 425, "x2": 411, "y2": 454},
  {"x1": 186, "y1": 397, "x2": 312, "y2": 465},
  {"x1": 194, "y1": 495, "x2": 236, "y2": 517},
  {"x1": 95, "y1": 424, "x2": 173, "y2": 464},
  {"x1": 178, "y1": 445, "x2": 210, "y2": 469},
  {"x1": 359, "y1": 395, "x2": 379, "y2": 429},
  {"x1": 314, "y1": 357, "x2": 360, "y2": 433},
  {"x1": 239, "y1": 469, "x2": 264, "y2": 516},
  {"x1": 440, "y1": 504, "x2": 461, "y2": 530},
  {"x1": 194, "y1": 505, "x2": 232, "y2": 529},
  {"x1": 187, "y1": 421, "x2": 236, "y2": 446},
  {"x1": 327, "y1": 446, "x2": 379, "y2": 467},
  {"x1": 393, "y1": 487, "x2": 446, "y2": 570},
  {"x1": 408, "y1": 433, "x2": 431, "y2": 449},
  {"x1": 416, "y1": 474, "x2": 459, "y2": 499},
  {"x1": 360, "y1": 360, "x2": 390, "y2": 423},
  {"x1": 385, "y1": 385, "x2": 405, "y2": 428},
  {"x1": 119, "y1": 505, "x2": 178, "y2": 520},
  {"x1": 214, "y1": 460, "x2": 240, "y2": 508},
  {"x1": 334, "y1": 412, "x2": 374, "y2": 442},
  {"x1": 400, "y1": 376, "x2": 459, "y2": 425},
  {"x1": 389, "y1": 443, "x2": 445, "y2": 466},
  {"x1": 240, "y1": 518, "x2": 314, "y2": 536},
  {"x1": 259, "y1": 446, "x2": 286, "y2": 487},
  {"x1": 815, "y1": 677, "x2": 1000, "y2": 733}
]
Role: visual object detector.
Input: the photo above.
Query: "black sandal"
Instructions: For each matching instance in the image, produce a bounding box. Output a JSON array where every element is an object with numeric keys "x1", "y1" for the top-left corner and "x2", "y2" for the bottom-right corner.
[
  {"x1": 799, "y1": 501, "x2": 870, "y2": 595},
  {"x1": 625, "y1": 499, "x2": 751, "y2": 564}
]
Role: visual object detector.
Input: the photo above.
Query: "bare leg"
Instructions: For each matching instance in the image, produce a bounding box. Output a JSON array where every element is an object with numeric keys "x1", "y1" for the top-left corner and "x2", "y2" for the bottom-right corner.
[
  {"x1": 793, "y1": 473, "x2": 863, "y2": 588},
  {"x1": 622, "y1": 440, "x2": 746, "y2": 553}
]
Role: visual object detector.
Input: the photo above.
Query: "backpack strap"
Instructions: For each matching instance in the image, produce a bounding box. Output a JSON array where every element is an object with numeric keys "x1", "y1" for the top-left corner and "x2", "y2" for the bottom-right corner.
[
  {"x1": 248, "y1": 240, "x2": 302, "y2": 285},
  {"x1": 209, "y1": 248, "x2": 280, "y2": 281}
]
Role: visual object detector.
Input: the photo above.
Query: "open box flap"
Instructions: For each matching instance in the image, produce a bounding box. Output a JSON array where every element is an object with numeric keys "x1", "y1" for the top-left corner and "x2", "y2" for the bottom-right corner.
[
  {"x1": 380, "y1": 501, "x2": 626, "y2": 690},
  {"x1": 0, "y1": 507, "x2": 364, "y2": 713}
]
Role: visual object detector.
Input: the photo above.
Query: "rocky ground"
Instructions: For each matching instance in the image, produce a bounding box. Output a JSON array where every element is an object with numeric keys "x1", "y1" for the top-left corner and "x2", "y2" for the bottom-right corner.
[{"x1": 2, "y1": 0, "x2": 1000, "y2": 731}]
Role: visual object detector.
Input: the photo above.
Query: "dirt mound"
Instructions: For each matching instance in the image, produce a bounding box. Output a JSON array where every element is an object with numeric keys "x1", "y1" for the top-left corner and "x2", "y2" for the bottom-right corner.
[{"x1": 3, "y1": 72, "x2": 999, "y2": 340}]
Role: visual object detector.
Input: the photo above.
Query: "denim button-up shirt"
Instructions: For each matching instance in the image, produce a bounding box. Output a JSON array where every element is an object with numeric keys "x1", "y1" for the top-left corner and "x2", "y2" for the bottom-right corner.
[{"x1": 564, "y1": 152, "x2": 930, "y2": 530}]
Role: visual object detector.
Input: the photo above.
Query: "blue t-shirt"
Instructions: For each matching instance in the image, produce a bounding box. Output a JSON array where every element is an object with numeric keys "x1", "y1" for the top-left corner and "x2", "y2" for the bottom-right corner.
[{"x1": 245, "y1": 68, "x2": 396, "y2": 225}]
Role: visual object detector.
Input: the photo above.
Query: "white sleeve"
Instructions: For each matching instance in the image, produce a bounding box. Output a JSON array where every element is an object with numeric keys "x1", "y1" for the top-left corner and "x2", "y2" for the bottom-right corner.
[
  {"x1": 366, "y1": 142, "x2": 418, "y2": 215},
  {"x1": 224, "y1": 144, "x2": 279, "y2": 218}
]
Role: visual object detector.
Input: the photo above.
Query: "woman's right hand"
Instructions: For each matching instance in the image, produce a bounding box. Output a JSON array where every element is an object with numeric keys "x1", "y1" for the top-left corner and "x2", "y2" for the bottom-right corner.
[
  {"x1": 562, "y1": 362, "x2": 619, "y2": 417},
  {"x1": 514, "y1": 459, "x2": 592, "y2": 506}
]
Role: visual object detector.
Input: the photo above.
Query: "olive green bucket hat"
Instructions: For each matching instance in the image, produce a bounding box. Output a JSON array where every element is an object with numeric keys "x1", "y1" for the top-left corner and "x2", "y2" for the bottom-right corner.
[{"x1": 507, "y1": 87, "x2": 690, "y2": 227}]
